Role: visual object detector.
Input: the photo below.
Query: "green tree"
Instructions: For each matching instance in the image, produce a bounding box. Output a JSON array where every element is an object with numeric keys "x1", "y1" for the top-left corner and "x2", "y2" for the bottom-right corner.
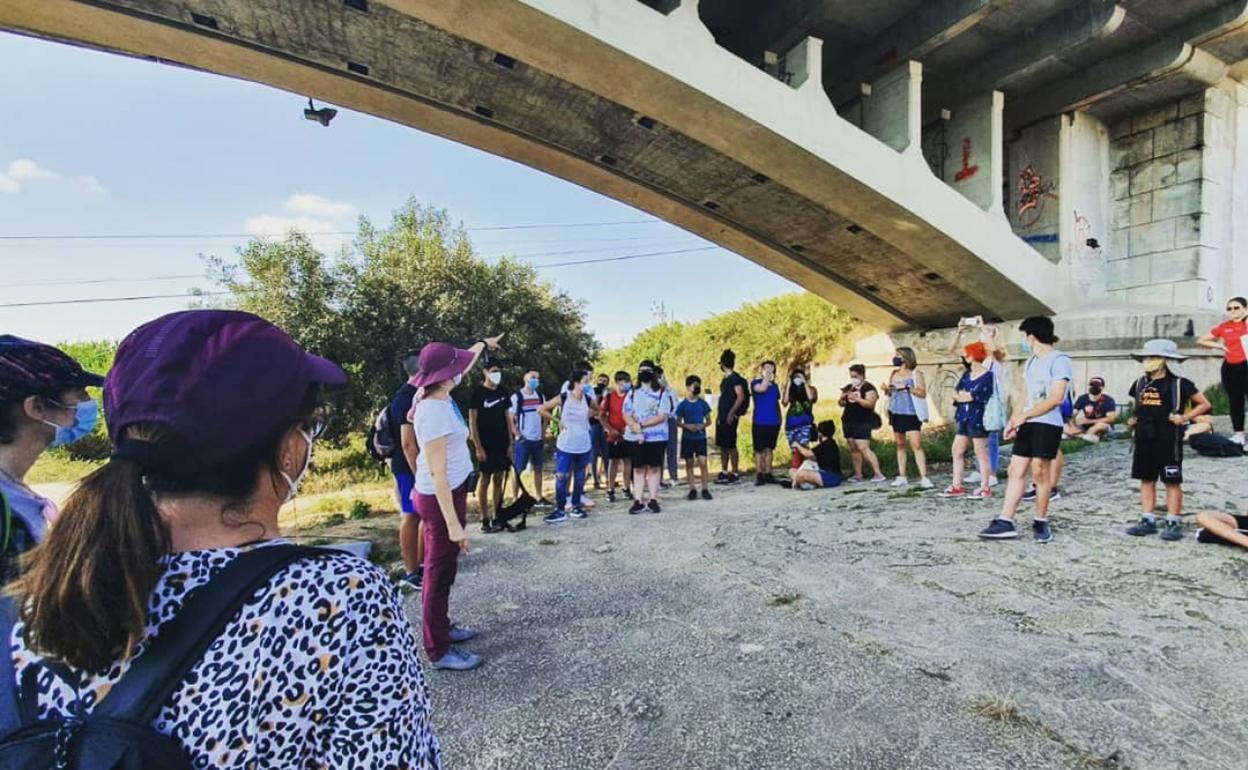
[{"x1": 205, "y1": 200, "x2": 599, "y2": 435}]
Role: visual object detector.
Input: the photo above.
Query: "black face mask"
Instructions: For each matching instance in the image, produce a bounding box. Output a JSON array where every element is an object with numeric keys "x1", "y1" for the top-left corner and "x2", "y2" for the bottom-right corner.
[
  {"x1": 691, "y1": 384, "x2": 701, "y2": 395},
  {"x1": 1088, "y1": 386, "x2": 1102, "y2": 396},
  {"x1": 638, "y1": 370, "x2": 654, "y2": 385}
]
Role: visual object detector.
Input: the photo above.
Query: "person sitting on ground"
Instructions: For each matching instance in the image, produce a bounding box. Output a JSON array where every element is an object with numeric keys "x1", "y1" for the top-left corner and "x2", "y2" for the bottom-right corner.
[
  {"x1": 751, "y1": 360, "x2": 783, "y2": 486},
  {"x1": 1124, "y1": 339, "x2": 1211, "y2": 541},
  {"x1": 941, "y1": 341, "x2": 996, "y2": 500},
  {"x1": 782, "y1": 420, "x2": 843, "y2": 490},
  {"x1": 884, "y1": 346, "x2": 933, "y2": 489},
  {"x1": 1184, "y1": 414, "x2": 1216, "y2": 442},
  {"x1": 1065, "y1": 377, "x2": 1117, "y2": 443},
  {"x1": 510, "y1": 369, "x2": 550, "y2": 508},
  {"x1": 5, "y1": 310, "x2": 442, "y2": 765},
  {"x1": 782, "y1": 363, "x2": 818, "y2": 475},
  {"x1": 674, "y1": 375, "x2": 714, "y2": 501},
  {"x1": 714, "y1": 349, "x2": 748, "y2": 484},
  {"x1": 838, "y1": 364, "x2": 886, "y2": 483},
  {"x1": 468, "y1": 357, "x2": 515, "y2": 533},
  {"x1": 389, "y1": 351, "x2": 425, "y2": 593},
  {"x1": 537, "y1": 369, "x2": 597, "y2": 523},
  {"x1": 600, "y1": 371, "x2": 633, "y2": 503},
  {"x1": 0, "y1": 336, "x2": 104, "y2": 583},
  {"x1": 624, "y1": 365, "x2": 675, "y2": 514},
  {"x1": 1195, "y1": 508, "x2": 1248, "y2": 549}
]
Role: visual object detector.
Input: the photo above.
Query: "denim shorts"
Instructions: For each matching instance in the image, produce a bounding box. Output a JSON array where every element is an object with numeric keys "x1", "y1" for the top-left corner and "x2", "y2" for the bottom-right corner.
[
  {"x1": 955, "y1": 419, "x2": 988, "y2": 439},
  {"x1": 514, "y1": 438, "x2": 545, "y2": 472}
]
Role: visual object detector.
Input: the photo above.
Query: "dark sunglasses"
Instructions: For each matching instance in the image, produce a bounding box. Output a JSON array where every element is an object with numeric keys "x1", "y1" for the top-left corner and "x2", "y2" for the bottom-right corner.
[{"x1": 1229, "y1": 306, "x2": 1244, "y2": 312}]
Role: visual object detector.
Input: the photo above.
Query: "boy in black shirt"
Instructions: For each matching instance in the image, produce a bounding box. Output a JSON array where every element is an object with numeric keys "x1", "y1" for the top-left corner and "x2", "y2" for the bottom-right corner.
[
  {"x1": 469, "y1": 358, "x2": 516, "y2": 533},
  {"x1": 715, "y1": 349, "x2": 748, "y2": 484},
  {"x1": 1124, "y1": 339, "x2": 1211, "y2": 541},
  {"x1": 783, "y1": 420, "x2": 843, "y2": 490}
]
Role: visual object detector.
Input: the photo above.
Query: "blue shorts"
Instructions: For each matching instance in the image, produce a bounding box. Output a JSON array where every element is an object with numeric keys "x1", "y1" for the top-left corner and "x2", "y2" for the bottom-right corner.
[
  {"x1": 955, "y1": 419, "x2": 988, "y2": 439},
  {"x1": 394, "y1": 473, "x2": 417, "y2": 515},
  {"x1": 818, "y1": 470, "x2": 843, "y2": 488},
  {"x1": 514, "y1": 438, "x2": 545, "y2": 472}
]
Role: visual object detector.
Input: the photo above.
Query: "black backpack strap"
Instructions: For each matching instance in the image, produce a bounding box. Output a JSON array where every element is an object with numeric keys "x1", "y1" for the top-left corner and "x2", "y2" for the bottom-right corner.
[
  {"x1": 93, "y1": 544, "x2": 325, "y2": 725},
  {"x1": 0, "y1": 597, "x2": 20, "y2": 735}
]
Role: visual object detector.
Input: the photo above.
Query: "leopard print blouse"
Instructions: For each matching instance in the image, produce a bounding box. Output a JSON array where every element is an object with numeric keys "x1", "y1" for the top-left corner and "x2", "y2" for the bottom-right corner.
[{"x1": 9, "y1": 541, "x2": 442, "y2": 768}]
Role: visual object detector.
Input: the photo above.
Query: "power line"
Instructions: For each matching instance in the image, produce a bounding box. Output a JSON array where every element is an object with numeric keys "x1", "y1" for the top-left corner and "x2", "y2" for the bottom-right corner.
[
  {"x1": 0, "y1": 245, "x2": 724, "y2": 309},
  {"x1": 0, "y1": 219, "x2": 665, "y2": 241},
  {"x1": 0, "y1": 273, "x2": 204, "y2": 288}
]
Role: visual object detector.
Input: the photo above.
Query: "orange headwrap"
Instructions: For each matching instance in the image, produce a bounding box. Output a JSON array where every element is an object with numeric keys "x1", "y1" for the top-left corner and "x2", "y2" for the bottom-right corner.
[{"x1": 964, "y1": 341, "x2": 989, "y2": 363}]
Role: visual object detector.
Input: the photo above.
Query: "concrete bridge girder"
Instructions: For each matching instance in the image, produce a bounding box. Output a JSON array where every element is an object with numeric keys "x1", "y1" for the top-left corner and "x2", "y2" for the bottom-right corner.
[{"x1": 0, "y1": 0, "x2": 1062, "y2": 332}]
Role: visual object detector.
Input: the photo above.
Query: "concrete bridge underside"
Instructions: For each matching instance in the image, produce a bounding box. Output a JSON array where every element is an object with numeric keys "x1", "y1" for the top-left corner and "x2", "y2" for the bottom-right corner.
[{"x1": 1, "y1": 0, "x2": 1071, "y2": 331}]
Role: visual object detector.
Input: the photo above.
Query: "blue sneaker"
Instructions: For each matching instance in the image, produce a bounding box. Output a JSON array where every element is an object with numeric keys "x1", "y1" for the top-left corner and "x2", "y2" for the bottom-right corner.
[
  {"x1": 1126, "y1": 518, "x2": 1158, "y2": 536},
  {"x1": 543, "y1": 510, "x2": 568, "y2": 524},
  {"x1": 431, "y1": 647, "x2": 481, "y2": 671},
  {"x1": 398, "y1": 569, "x2": 423, "y2": 595},
  {"x1": 449, "y1": 624, "x2": 478, "y2": 643},
  {"x1": 569, "y1": 507, "x2": 588, "y2": 519},
  {"x1": 1021, "y1": 486, "x2": 1037, "y2": 503},
  {"x1": 1160, "y1": 519, "x2": 1184, "y2": 541},
  {"x1": 1032, "y1": 519, "x2": 1053, "y2": 544},
  {"x1": 979, "y1": 518, "x2": 1019, "y2": 539}
]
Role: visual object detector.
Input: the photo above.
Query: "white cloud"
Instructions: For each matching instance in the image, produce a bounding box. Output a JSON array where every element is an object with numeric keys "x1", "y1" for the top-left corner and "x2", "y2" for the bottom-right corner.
[
  {"x1": 70, "y1": 175, "x2": 107, "y2": 194},
  {"x1": 0, "y1": 159, "x2": 106, "y2": 195},
  {"x1": 245, "y1": 214, "x2": 338, "y2": 238},
  {"x1": 283, "y1": 193, "x2": 355, "y2": 219}
]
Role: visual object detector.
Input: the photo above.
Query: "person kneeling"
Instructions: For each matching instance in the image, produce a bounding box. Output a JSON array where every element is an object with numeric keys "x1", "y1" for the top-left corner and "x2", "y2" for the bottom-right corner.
[{"x1": 783, "y1": 420, "x2": 843, "y2": 490}]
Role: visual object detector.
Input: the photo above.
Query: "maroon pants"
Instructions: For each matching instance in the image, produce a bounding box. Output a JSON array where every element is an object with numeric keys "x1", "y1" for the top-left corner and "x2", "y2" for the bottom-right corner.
[{"x1": 414, "y1": 482, "x2": 468, "y2": 661}]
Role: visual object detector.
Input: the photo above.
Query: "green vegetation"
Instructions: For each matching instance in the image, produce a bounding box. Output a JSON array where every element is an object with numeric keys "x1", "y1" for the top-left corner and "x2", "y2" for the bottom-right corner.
[
  {"x1": 206, "y1": 200, "x2": 599, "y2": 435},
  {"x1": 597, "y1": 292, "x2": 863, "y2": 382},
  {"x1": 349, "y1": 499, "x2": 373, "y2": 520},
  {"x1": 1203, "y1": 382, "x2": 1228, "y2": 415}
]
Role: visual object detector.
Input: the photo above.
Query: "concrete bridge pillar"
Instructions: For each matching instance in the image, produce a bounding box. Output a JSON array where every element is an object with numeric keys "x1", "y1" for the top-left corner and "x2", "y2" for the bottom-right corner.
[{"x1": 940, "y1": 90, "x2": 1006, "y2": 215}]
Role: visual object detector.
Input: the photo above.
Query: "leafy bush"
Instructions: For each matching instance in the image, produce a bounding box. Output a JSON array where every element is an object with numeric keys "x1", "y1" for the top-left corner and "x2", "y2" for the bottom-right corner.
[
  {"x1": 349, "y1": 499, "x2": 373, "y2": 520},
  {"x1": 1203, "y1": 382, "x2": 1228, "y2": 415}
]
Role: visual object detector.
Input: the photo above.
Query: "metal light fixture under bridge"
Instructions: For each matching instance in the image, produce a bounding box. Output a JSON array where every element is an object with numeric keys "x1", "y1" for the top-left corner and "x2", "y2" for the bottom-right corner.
[{"x1": 303, "y1": 98, "x2": 337, "y2": 127}]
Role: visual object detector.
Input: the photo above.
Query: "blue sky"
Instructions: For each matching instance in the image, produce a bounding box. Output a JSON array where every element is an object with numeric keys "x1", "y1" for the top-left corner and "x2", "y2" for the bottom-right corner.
[{"x1": 0, "y1": 31, "x2": 799, "y2": 348}]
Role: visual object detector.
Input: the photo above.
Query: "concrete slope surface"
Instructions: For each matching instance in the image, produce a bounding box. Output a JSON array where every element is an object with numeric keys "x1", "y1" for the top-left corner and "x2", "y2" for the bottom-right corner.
[{"x1": 414, "y1": 440, "x2": 1248, "y2": 770}]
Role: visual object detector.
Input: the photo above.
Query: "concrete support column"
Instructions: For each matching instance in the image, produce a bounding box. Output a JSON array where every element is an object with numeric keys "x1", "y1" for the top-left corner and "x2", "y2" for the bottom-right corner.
[
  {"x1": 1057, "y1": 111, "x2": 1111, "y2": 303},
  {"x1": 1008, "y1": 117, "x2": 1063, "y2": 261},
  {"x1": 860, "y1": 60, "x2": 922, "y2": 155},
  {"x1": 940, "y1": 91, "x2": 1004, "y2": 214},
  {"x1": 769, "y1": 36, "x2": 822, "y2": 93}
]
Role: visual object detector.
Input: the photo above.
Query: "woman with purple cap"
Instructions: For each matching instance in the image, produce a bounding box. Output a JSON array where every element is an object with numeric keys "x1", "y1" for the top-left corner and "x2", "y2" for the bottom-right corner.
[
  {"x1": 409, "y1": 333, "x2": 503, "y2": 672},
  {"x1": 4, "y1": 311, "x2": 442, "y2": 767},
  {"x1": 0, "y1": 336, "x2": 104, "y2": 582}
]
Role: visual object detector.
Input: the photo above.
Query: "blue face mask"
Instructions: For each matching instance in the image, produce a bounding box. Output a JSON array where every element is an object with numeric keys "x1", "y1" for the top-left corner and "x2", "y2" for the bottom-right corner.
[
  {"x1": 1020, "y1": 338, "x2": 1033, "y2": 354},
  {"x1": 582, "y1": 383, "x2": 593, "y2": 396},
  {"x1": 527, "y1": 378, "x2": 540, "y2": 390},
  {"x1": 43, "y1": 399, "x2": 99, "y2": 447},
  {"x1": 619, "y1": 382, "x2": 632, "y2": 392}
]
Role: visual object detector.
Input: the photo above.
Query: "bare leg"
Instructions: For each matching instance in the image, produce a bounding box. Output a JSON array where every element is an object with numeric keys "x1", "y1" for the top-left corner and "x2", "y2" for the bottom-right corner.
[
  {"x1": 1195, "y1": 512, "x2": 1248, "y2": 549},
  {"x1": 971, "y1": 437, "x2": 991, "y2": 490},
  {"x1": 1049, "y1": 449, "x2": 1065, "y2": 488},
  {"x1": 633, "y1": 466, "x2": 647, "y2": 502},
  {"x1": 492, "y1": 472, "x2": 506, "y2": 512},
  {"x1": 646, "y1": 467, "x2": 661, "y2": 501},
  {"x1": 895, "y1": 435, "x2": 909, "y2": 479},
  {"x1": 1140, "y1": 479, "x2": 1157, "y2": 514},
  {"x1": 909, "y1": 432, "x2": 928, "y2": 480},
  {"x1": 860, "y1": 439, "x2": 883, "y2": 478},
  {"x1": 998, "y1": 454, "x2": 1031, "y2": 520},
  {"x1": 1031, "y1": 457, "x2": 1053, "y2": 520},
  {"x1": 476, "y1": 473, "x2": 490, "y2": 522},
  {"x1": 951, "y1": 434, "x2": 968, "y2": 487},
  {"x1": 699, "y1": 456, "x2": 710, "y2": 490},
  {"x1": 1165, "y1": 482, "x2": 1183, "y2": 516},
  {"x1": 848, "y1": 443, "x2": 864, "y2": 479}
]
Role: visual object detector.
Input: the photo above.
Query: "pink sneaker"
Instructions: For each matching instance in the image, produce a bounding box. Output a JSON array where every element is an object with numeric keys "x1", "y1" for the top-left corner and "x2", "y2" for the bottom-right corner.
[
  {"x1": 939, "y1": 485, "x2": 966, "y2": 498},
  {"x1": 968, "y1": 487, "x2": 993, "y2": 500}
]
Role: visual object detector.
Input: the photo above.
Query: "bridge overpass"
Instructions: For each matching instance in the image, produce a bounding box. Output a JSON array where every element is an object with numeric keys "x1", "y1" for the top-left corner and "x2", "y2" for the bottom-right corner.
[{"x1": 2, "y1": 0, "x2": 1245, "y2": 340}]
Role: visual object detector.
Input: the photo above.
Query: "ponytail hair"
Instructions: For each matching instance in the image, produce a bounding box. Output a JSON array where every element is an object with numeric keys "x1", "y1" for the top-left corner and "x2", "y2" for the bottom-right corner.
[
  {"x1": 13, "y1": 423, "x2": 172, "y2": 672},
  {"x1": 12, "y1": 388, "x2": 319, "y2": 672}
]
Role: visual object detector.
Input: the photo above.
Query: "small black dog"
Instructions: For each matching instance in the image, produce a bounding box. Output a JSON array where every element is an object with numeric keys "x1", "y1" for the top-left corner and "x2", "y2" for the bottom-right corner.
[{"x1": 495, "y1": 470, "x2": 537, "y2": 532}]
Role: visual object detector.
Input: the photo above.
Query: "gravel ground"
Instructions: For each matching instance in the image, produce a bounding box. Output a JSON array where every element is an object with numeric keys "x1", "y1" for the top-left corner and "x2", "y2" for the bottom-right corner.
[{"x1": 411, "y1": 436, "x2": 1248, "y2": 770}]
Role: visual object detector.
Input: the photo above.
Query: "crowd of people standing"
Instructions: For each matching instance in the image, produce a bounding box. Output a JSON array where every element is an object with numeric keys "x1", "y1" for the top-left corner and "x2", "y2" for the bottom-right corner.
[{"x1": 0, "y1": 298, "x2": 1244, "y2": 765}]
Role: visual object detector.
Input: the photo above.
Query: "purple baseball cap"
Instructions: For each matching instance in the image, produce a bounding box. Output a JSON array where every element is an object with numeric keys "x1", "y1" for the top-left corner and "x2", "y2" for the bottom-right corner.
[
  {"x1": 104, "y1": 310, "x2": 347, "y2": 466},
  {"x1": 0, "y1": 335, "x2": 104, "y2": 402},
  {"x1": 410, "y1": 341, "x2": 476, "y2": 388}
]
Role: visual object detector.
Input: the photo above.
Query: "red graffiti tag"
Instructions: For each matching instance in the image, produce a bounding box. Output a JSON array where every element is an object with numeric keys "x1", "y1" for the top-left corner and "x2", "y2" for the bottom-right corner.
[
  {"x1": 1016, "y1": 164, "x2": 1057, "y2": 227},
  {"x1": 954, "y1": 137, "x2": 979, "y2": 182}
]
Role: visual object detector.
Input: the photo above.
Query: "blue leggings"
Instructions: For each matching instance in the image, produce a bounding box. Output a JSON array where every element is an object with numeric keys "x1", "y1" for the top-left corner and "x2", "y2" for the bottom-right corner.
[
  {"x1": 987, "y1": 430, "x2": 1001, "y2": 473},
  {"x1": 555, "y1": 450, "x2": 591, "y2": 511}
]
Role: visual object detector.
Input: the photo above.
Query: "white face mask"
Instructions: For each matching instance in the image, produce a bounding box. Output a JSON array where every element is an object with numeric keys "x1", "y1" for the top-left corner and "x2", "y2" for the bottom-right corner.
[
  {"x1": 487, "y1": 371, "x2": 502, "y2": 385},
  {"x1": 279, "y1": 428, "x2": 315, "y2": 504},
  {"x1": 850, "y1": 377, "x2": 863, "y2": 387},
  {"x1": 452, "y1": 372, "x2": 463, "y2": 386},
  {"x1": 793, "y1": 376, "x2": 806, "y2": 386}
]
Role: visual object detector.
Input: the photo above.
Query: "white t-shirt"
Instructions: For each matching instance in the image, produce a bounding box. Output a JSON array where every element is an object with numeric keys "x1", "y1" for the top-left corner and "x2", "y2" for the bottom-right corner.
[
  {"x1": 556, "y1": 391, "x2": 593, "y2": 454},
  {"x1": 511, "y1": 388, "x2": 545, "y2": 442},
  {"x1": 412, "y1": 398, "x2": 474, "y2": 495},
  {"x1": 1023, "y1": 350, "x2": 1073, "y2": 427},
  {"x1": 624, "y1": 387, "x2": 675, "y2": 442}
]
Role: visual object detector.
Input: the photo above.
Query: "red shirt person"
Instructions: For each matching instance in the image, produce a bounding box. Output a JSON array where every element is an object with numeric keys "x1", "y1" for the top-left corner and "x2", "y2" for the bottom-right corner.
[{"x1": 1198, "y1": 295, "x2": 1248, "y2": 444}]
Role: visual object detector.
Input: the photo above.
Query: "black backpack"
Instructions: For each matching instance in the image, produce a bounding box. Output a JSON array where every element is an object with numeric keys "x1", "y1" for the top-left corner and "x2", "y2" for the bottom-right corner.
[
  {"x1": 0, "y1": 545, "x2": 324, "y2": 769},
  {"x1": 365, "y1": 404, "x2": 396, "y2": 463},
  {"x1": 1190, "y1": 432, "x2": 1246, "y2": 458}
]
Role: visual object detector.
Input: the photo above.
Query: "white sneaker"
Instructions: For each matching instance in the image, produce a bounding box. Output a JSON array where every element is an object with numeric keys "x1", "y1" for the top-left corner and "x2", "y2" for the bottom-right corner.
[
  {"x1": 870, "y1": 474, "x2": 888, "y2": 483},
  {"x1": 1080, "y1": 433, "x2": 1100, "y2": 444},
  {"x1": 890, "y1": 476, "x2": 909, "y2": 487},
  {"x1": 987, "y1": 474, "x2": 999, "y2": 487},
  {"x1": 1232, "y1": 434, "x2": 1246, "y2": 446},
  {"x1": 918, "y1": 477, "x2": 935, "y2": 490},
  {"x1": 965, "y1": 471, "x2": 982, "y2": 484},
  {"x1": 578, "y1": 495, "x2": 596, "y2": 508}
]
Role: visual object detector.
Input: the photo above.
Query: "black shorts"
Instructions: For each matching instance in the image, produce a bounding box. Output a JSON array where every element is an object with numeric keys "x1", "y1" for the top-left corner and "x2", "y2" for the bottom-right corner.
[
  {"x1": 1012, "y1": 423, "x2": 1062, "y2": 460},
  {"x1": 1132, "y1": 438, "x2": 1183, "y2": 484},
  {"x1": 752, "y1": 423, "x2": 781, "y2": 451},
  {"x1": 955, "y1": 419, "x2": 989, "y2": 439},
  {"x1": 631, "y1": 441, "x2": 667, "y2": 469},
  {"x1": 715, "y1": 420, "x2": 738, "y2": 449},
  {"x1": 843, "y1": 421, "x2": 874, "y2": 441},
  {"x1": 681, "y1": 438, "x2": 708, "y2": 459},
  {"x1": 889, "y1": 413, "x2": 922, "y2": 435},
  {"x1": 479, "y1": 441, "x2": 511, "y2": 473},
  {"x1": 608, "y1": 440, "x2": 631, "y2": 460},
  {"x1": 1197, "y1": 514, "x2": 1248, "y2": 545}
]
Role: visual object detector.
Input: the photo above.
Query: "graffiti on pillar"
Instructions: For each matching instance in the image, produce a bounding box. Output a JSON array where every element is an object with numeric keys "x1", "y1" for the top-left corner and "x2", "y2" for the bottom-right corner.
[
  {"x1": 953, "y1": 138, "x2": 979, "y2": 182},
  {"x1": 1015, "y1": 165, "x2": 1057, "y2": 228},
  {"x1": 1065, "y1": 210, "x2": 1107, "y2": 300}
]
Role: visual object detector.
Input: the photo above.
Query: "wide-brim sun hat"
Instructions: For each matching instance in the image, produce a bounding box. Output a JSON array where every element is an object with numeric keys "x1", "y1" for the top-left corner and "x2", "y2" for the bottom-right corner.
[
  {"x1": 410, "y1": 341, "x2": 476, "y2": 388},
  {"x1": 1129, "y1": 338, "x2": 1187, "y2": 362},
  {"x1": 104, "y1": 310, "x2": 347, "y2": 468}
]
